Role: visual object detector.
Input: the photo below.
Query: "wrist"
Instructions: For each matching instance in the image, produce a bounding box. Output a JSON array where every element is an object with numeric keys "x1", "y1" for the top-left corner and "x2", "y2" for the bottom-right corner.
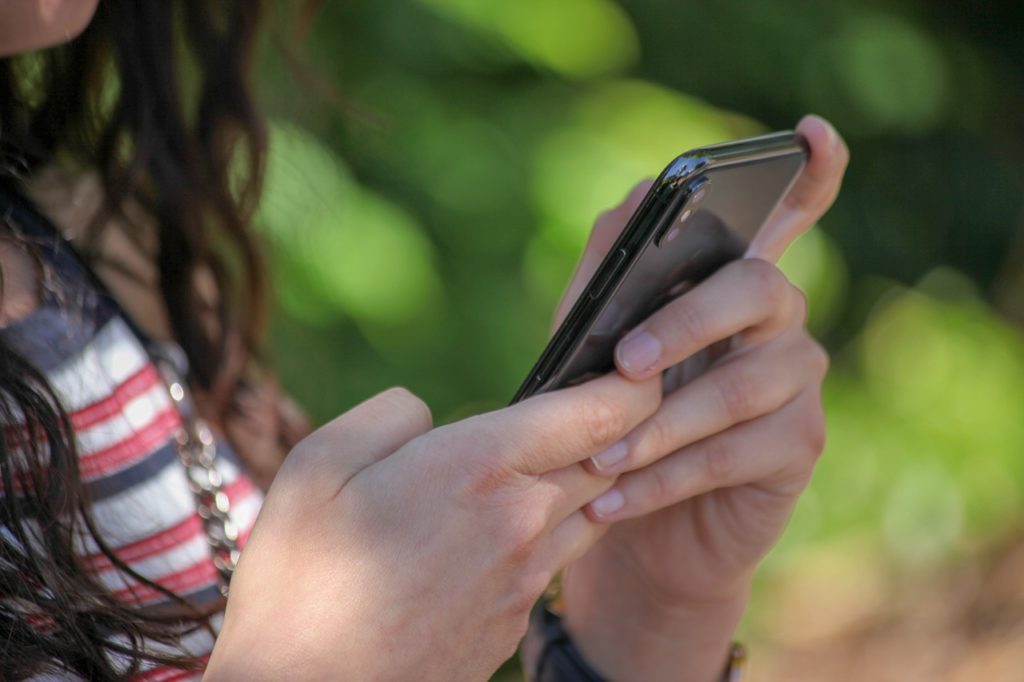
[{"x1": 562, "y1": 573, "x2": 750, "y2": 682}]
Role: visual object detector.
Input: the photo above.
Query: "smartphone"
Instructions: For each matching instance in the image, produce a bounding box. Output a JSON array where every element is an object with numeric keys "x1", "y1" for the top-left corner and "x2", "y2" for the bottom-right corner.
[{"x1": 511, "y1": 130, "x2": 808, "y2": 403}]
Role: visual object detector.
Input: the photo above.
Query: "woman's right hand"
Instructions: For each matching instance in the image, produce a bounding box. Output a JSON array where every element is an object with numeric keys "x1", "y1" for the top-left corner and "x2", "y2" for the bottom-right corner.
[{"x1": 205, "y1": 375, "x2": 661, "y2": 681}]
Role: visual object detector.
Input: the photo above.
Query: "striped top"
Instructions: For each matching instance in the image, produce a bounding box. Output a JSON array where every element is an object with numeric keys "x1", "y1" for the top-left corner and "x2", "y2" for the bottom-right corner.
[{"x1": 1, "y1": 189, "x2": 263, "y2": 680}]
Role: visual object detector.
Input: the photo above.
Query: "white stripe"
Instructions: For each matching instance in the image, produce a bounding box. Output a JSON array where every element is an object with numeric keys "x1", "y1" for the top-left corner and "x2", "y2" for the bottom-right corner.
[
  {"x1": 230, "y1": 487, "x2": 263, "y2": 536},
  {"x1": 91, "y1": 483, "x2": 262, "y2": 591},
  {"x1": 216, "y1": 455, "x2": 242, "y2": 484},
  {"x1": 93, "y1": 533, "x2": 212, "y2": 593},
  {"x1": 74, "y1": 382, "x2": 174, "y2": 455},
  {"x1": 89, "y1": 478, "x2": 263, "y2": 594},
  {"x1": 144, "y1": 620, "x2": 219, "y2": 660},
  {"x1": 27, "y1": 671, "x2": 82, "y2": 681},
  {"x1": 107, "y1": 622, "x2": 218, "y2": 678},
  {"x1": 48, "y1": 318, "x2": 149, "y2": 411},
  {"x1": 212, "y1": 454, "x2": 264, "y2": 536},
  {"x1": 79, "y1": 463, "x2": 196, "y2": 552},
  {"x1": 78, "y1": 462, "x2": 262, "y2": 558}
]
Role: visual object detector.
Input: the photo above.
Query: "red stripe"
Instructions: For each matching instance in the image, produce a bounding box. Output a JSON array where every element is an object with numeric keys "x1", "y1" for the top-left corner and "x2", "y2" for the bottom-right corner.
[
  {"x1": 85, "y1": 516, "x2": 204, "y2": 571},
  {"x1": 1, "y1": 366, "x2": 157, "y2": 444},
  {"x1": 2, "y1": 364, "x2": 162, "y2": 469},
  {"x1": 225, "y1": 474, "x2": 257, "y2": 505},
  {"x1": 113, "y1": 559, "x2": 219, "y2": 605},
  {"x1": 230, "y1": 476, "x2": 260, "y2": 550},
  {"x1": 70, "y1": 364, "x2": 162, "y2": 431},
  {"x1": 79, "y1": 408, "x2": 182, "y2": 479},
  {"x1": 0, "y1": 406, "x2": 180, "y2": 494},
  {"x1": 85, "y1": 476, "x2": 258, "y2": 569},
  {"x1": 134, "y1": 656, "x2": 209, "y2": 682}
]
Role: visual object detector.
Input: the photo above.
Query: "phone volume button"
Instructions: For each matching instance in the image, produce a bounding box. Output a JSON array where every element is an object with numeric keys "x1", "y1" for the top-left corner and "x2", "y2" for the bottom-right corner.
[{"x1": 589, "y1": 249, "x2": 629, "y2": 300}]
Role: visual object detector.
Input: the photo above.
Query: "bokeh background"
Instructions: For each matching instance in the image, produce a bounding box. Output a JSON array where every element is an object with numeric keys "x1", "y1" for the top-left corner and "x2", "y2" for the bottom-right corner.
[{"x1": 255, "y1": 2, "x2": 1024, "y2": 679}]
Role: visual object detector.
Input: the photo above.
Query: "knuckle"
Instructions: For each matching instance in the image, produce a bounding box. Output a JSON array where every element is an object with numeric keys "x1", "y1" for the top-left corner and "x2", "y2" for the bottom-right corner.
[
  {"x1": 715, "y1": 367, "x2": 757, "y2": 422},
  {"x1": 281, "y1": 428, "x2": 331, "y2": 478},
  {"x1": 463, "y1": 454, "x2": 515, "y2": 501},
  {"x1": 801, "y1": 406, "x2": 828, "y2": 461},
  {"x1": 700, "y1": 438, "x2": 739, "y2": 485},
  {"x1": 807, "y1": 339, "x2": 830, "y2": 378},
  {"x1": 744, "y1": 259, "x2": 787, "y2": 308},
  {"x1": 502, "y1": 617, "x2": 532, "y2": 662},
  {"x1": 646, "y1": 378, "x2": 665, "y2": 413},
  {"x1": 667, "y1": 300, "x2": 710, "y2": 347},
  {"x1": 381, "y1": 386, "x2": 434, "y2": 430},
  {"x1": 580, "y1": 393, "x2": 628, "y2": 449},
  {"x1": 508, "y1": 569, "x2": 551, "y2": 625},
  {"x1": 640, "y1": 415, "x2": 672, "y2": 465},
  {"x1": 276, "y1": 434, "x2": 338, "y2": 502},
  {"x1": 284, "y1": 433, "x2": 317, "y2": 465},
  {"x1": 502, "y1": 513, "x2": 546, "y2": 569},
  {"x1": 278, "y1": 436, "x2": 316, "y2": 480},
  {"x1": 647, "y1": 462, "x2": 677, "y2": 509}
]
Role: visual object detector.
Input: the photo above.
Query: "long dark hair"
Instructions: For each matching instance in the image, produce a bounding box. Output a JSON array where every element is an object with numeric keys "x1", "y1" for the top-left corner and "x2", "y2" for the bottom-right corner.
[{"x1": 0, "y1": 1, "x2": 268, "y2": 677}]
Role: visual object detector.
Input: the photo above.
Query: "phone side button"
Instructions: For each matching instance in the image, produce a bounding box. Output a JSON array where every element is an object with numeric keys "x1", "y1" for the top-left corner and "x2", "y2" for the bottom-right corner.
[{"x1": 589, "y1": 249, "x2": 629, "y2": 300}]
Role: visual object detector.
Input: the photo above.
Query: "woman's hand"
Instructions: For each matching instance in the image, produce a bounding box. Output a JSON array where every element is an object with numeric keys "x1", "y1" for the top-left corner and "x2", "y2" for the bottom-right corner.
[
  {"x1": 555, "y1": 115, "x2": 849, "y2": 681},
  {"x1": 205, "y1": 372, "x2": 661, "y2": 681}
]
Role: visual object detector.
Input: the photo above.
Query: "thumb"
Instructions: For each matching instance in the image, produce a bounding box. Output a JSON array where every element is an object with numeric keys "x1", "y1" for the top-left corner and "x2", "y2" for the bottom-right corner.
[
  {"x1": 746, "y1": 115, "x2": 848, "y2": 263},
  {"x1": 275, "y1": 387, "x2": 434, "y2": 501}
]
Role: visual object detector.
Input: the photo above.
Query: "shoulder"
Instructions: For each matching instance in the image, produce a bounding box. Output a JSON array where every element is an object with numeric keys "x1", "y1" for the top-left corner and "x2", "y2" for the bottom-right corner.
[
  {"x1": 0, "y1": 231, "x2": 41, "y2": 327},
  {"x1": 27, "y1": 168, "x2": 174, "y2": 340}
]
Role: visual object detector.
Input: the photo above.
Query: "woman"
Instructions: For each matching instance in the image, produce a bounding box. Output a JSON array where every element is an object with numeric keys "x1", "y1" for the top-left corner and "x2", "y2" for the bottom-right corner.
[{"x1": 0, "y1": 1, "x2": 848, "y2": 680}]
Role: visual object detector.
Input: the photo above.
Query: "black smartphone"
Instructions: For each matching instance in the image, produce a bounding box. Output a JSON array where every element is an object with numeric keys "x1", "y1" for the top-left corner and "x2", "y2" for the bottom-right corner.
[{"x1": 512, "y1": 131, "x2": 808, "y2": 403}]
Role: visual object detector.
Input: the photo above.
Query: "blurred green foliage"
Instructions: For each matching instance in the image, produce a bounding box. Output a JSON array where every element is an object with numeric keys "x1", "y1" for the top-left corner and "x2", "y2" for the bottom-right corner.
[{"x1": 255, "y1": 0, "x2": 1024, "y2": 674}]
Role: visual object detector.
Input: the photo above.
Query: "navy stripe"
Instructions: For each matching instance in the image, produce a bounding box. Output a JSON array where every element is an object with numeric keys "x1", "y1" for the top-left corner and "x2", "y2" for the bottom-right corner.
[
  {"x1": 1, "y1": 185, "x2": 120, "y2": 371},
  {"x1": 179, "y1": 582, "x2": 224, "y2": 609},
  {"x1": 0, "y1": 443, "x2": 178, "y2": 522},
  {"x1": 137, "y1": 583, "x2": 225, "y2": 617},
  {"x1": 85, "y1": 441, "x2": 179, "y2": 502},
  {"x1": 1, "y1": 299, "x2": 117, "y2": 373}
]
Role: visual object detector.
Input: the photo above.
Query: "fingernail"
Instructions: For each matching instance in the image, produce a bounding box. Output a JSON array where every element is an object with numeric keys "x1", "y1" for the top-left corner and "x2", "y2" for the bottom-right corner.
[
  {"x1": 827, "y1": 122, "x2": 841, "y2": 152},
  {"x1": 813, "y1": 115, "x2": 840, "y2": 152},
  {"x1": 801, "y1": 114, "x2": 836, "y2": 154},
  {"x1": 590, "y1": 440, "x2": 629, "y2": 473},
  {"x1": 616, "y1": 331, "x2": 661, "y2": 374},
  {"x1": 591, "y1": 489, "x2": 625, "y2": 518}
]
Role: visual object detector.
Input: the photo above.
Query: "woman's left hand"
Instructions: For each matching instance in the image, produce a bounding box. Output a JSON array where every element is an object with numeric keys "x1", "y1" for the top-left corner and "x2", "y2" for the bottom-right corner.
[{"x1": 553, "y1": 115, "x2": 849, "y2": 682}]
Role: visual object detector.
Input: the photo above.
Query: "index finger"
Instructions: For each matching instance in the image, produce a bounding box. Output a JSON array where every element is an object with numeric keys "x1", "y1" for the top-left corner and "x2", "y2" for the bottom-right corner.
[
  {"x1": 448, "y1": 372, "x2": 662, "y2": 476},
  {"x1": 746, "y1": 115, "x2": 849, "y2": 263},
  {"x1": 614, "y1": 258, "x2": 804, "y2": 380}
]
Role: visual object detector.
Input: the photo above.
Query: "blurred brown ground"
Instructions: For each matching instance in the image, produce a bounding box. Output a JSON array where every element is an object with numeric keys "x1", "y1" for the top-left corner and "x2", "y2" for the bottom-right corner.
[{"x1": 755, "y1": 535, "x2": 1024, "y2": 681}]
